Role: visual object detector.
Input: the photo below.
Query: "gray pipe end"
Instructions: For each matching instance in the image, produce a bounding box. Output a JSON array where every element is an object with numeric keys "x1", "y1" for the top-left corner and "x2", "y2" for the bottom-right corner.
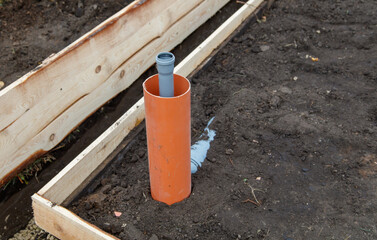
[
  {"x1": 156, "y1": 52, "x2": 175, "y2": 66},
  {"x1": 156, "y1": 52, "x2": 175, "y2": 97}
]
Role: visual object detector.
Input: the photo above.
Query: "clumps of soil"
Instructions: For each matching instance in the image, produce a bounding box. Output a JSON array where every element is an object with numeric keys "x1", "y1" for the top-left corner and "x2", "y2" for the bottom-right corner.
[{"x1": 70, "y1": 0, "x2": 377, "y2": 239}]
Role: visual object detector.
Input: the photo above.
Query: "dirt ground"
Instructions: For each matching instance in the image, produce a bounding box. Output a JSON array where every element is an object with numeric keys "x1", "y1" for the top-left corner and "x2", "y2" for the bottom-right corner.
[{"x1": 69, "y1": 0, "x2": 377, "y2": 239}]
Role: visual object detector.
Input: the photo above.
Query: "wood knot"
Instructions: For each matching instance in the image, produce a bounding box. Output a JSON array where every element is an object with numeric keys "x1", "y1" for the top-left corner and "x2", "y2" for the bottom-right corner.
[
  {"x1": 120, "y1": 70, "x2": 125, "y2": 78},
  {"x1": 49, "y1": 134, "x2": 55, "y2": 141},
  {"x1": 95, "y1": 65, "x2": 102, "y2": 73}
]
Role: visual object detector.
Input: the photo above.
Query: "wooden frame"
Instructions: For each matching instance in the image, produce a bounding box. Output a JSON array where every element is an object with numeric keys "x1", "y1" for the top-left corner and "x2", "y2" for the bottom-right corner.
[
  {"x1": 32, "y1": 0, "x2": 265, "y2": 239},
  {"x1": 0, "y1": 0, "x2": 232, "y2": 186}
]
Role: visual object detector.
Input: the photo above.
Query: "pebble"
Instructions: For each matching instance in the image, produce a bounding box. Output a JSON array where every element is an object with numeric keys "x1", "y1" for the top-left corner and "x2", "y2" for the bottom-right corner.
[
  {"x1": 75, "y1": 0, "x2": 84, "y2": 17},
  {"x1": 260, "y1": 45, "x2": 270, "y2": 52},
  {"x1": 279, "y1": 86, "x2": 292, "y2": 94},
  {"x1": 302, "y1": 168, "x2": 310, "y2": 172},
  {"x1": 0, "y1": 81, "x2": 4, "y2": 89},
  {"x1": 225, "y1": 149, "x2": 234, "y2": 155}
]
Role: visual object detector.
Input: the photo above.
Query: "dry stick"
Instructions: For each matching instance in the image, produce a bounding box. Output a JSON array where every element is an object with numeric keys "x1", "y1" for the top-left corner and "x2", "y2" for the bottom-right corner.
[
  {"x1": 242, "y1": 199, "x2": 259, "y2": 206},
  {"x1": 245, "y1": 183, "x2": 264, "y2": 206},
  {"x1": 228, "y1": 158, "x2": 235, "y2": 166}
]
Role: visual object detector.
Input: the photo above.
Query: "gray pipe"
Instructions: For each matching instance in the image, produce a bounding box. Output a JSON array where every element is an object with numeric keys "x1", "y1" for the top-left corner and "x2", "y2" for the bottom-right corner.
[{"x1": 156, "y1": 52, "x2": 175, "y2": 97}]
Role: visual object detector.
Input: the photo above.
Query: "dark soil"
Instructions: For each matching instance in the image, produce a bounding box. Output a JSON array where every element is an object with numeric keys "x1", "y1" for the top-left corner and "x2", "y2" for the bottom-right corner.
[
  {"x1": 0, "y1": 0, "x2": 243, "y2": 238},
  {"x1": 70, "y1": 0, "x2": 377, "y2": 239}
]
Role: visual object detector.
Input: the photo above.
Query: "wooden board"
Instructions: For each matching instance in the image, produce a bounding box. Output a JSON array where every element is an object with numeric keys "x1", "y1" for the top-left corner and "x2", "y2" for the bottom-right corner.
[
  {"x1": 0, "y1": 0, "x2": 230, "y2": 186},
  {"x1": 33, "y1": 0, "x2": 265, "y2": 238},
  {"x1": 32, "y1": 194, "x2": 117, "y2": 240}
]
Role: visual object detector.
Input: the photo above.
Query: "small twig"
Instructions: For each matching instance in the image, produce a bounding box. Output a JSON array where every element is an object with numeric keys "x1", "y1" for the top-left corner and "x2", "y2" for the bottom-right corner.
[
  {"x1": 245, "y1": 183, "x2": 264, "y2": 206},
  {"x1": 228, "y1": 158, "x2": 234, "y2": 166},
  {"x1": 88, "y1": 212, "x2": 97, "y2": 222},
  {"x1": 17, "y1": 175, "x2": 23, "y2": 184},
  {"x1": 344, "y1": 235, "x2": 351, "y2": 240},
  {"x1": 233, "y1": 88, "x2": 246, "y2": 95},
  {"x1": 318, "y1": 227, "x2": 323, "y2": 236},
  {"x1": 236, "y1": 0, "x2": 247, "y2": 4},
  {"x1": 242, "y1": 198, "x2": 260, "y2": 206}
]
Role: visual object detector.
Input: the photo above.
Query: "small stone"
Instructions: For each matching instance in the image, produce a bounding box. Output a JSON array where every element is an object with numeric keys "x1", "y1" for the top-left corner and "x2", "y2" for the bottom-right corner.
[
  {"x1": 225, "y1": 149, "x2": 233, "y2": 155},
  {"x1": 260, "y1": 45, "x2": 270, "y2": 52},
  {"x1": 0, "y1": 81, "x2": 4, "y2": 89},
  {"x1": 75, "y1": 0, "x2": 84, "y2": 17},
  {"x1": 302, "y1": 168, "x2": 309, "y2": 172},
  {"x1": 280, "y1": 86, "x2": 292, "y2": 94},
  {"x1": 193, "y1": 217, "x2": 200, "y2": 223}
]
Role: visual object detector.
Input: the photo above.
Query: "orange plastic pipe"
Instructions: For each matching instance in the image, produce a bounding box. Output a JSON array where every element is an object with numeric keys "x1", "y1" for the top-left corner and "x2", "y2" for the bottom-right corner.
[{"x1": 143, "y1": 74, "x2": 191, "y2": 205}]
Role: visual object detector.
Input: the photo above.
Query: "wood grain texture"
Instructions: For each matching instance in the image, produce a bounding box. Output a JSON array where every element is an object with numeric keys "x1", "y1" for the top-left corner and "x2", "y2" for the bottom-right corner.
[
  {"x1": 0, "y1": 0, "x2": 230, "y2": 186},
  {"x1": 32, "y1": 194, "x2": 118, "y2": 240}
]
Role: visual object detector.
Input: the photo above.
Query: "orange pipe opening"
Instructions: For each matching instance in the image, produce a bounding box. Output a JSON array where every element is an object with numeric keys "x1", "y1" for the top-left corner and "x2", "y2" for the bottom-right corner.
[{"x1": 143, "y1": 74, "x2": 191, "y2": 205}]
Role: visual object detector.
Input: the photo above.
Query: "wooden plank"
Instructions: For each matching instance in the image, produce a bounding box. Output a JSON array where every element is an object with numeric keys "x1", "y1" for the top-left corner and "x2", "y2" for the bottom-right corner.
[
  {"x1": 0, "y1": 0, "x2": 230, "y2": 186},
  {"x1": 32, "y1": 194, "x2": 117, "y2": 240}
]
